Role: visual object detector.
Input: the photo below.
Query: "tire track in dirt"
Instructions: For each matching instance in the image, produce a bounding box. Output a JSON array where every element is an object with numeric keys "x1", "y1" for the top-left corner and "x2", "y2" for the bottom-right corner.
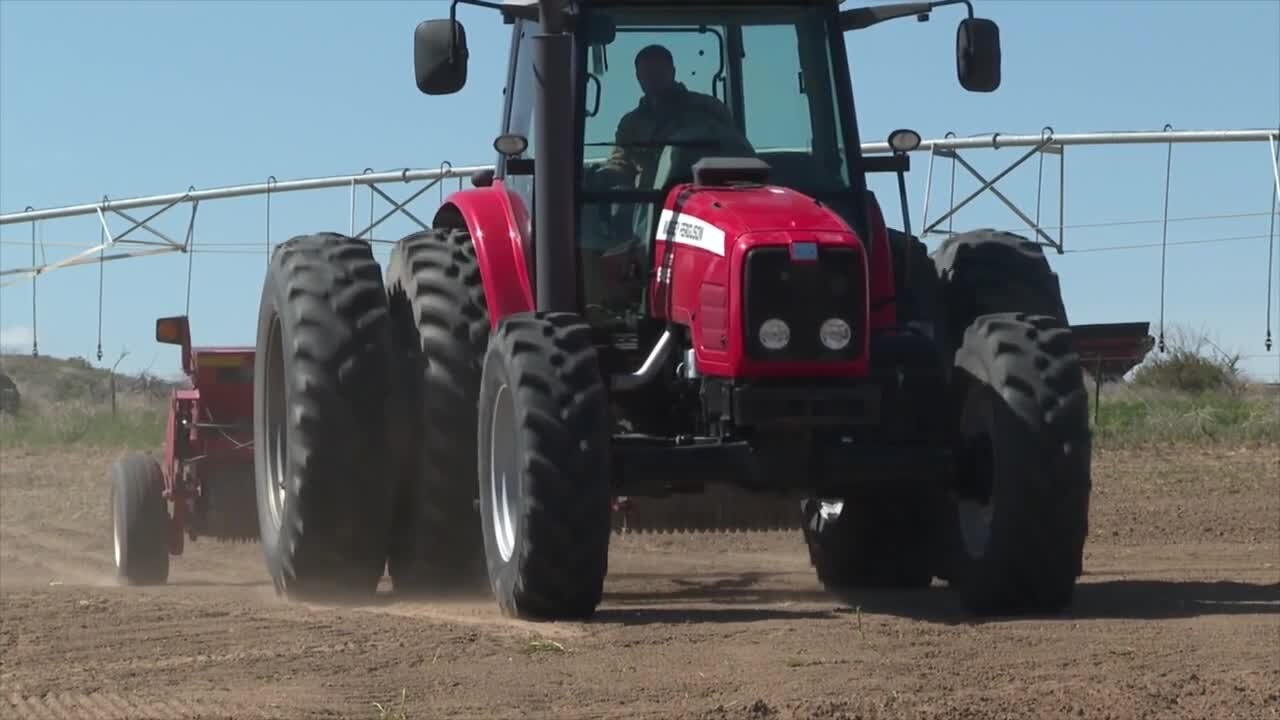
[
  {"x1": 3, "y1": 446, "x2": 1276, "y2": 719},
  {"x1": 0, "y1": 527, "x2": 116, "y2": 587},
  {"x1": 5, "y1": 692, "x2": 220, "y2": 720},
  {"x1": 342, "y1": 597, "x2": 590, "y2": 639},
  {"x1": 0, "y1": 517, "x2": 268, "y2": 589}
]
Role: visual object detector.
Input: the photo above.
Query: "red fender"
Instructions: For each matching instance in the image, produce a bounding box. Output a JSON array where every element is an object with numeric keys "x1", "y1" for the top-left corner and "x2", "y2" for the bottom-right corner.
[{"x1": 435, "y1": 180, "x2": 535, "y2": 328}]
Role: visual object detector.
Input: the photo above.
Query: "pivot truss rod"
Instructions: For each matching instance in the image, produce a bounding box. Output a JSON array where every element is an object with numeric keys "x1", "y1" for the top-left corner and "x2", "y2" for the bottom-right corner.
[
  {"x1": 1, "y1": 128, "x2": 1277, "y2": 355},
  {"x1": 907, "y1": 127, "x2": 1280, "y2": 254},
  {"x1": 0, "y1": 164, "x2": 487, "y2": 287},
  {"x1": 0, "y1": 162, "x2": 485, "y2": 359}
]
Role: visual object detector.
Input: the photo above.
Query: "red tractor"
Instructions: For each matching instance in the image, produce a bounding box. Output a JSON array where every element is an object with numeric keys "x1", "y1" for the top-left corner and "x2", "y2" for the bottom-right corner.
[
  {"x1": 251, "y1": 0, "x2": 1095, "y2": 619},
  {"x1": 109, "y1": 315, "x2": 257, "y2": 584}
]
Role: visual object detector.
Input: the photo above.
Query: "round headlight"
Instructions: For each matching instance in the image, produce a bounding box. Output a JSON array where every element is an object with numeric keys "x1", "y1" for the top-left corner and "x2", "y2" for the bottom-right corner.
[
  {"x1": 758, "y1": 318, "x2": 790, "y2": 350},
  {"x1": 888, "y1": 128, "x2": 922, "y2": 154},
  {"x1": 819, "y1": 318, "x2": 852, "y2": 351}
]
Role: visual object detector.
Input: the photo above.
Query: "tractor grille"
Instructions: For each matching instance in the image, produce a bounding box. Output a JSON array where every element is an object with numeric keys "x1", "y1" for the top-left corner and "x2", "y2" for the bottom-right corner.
[{"x1": 742, "y1": 245, "x2": 865, "y2": 362}]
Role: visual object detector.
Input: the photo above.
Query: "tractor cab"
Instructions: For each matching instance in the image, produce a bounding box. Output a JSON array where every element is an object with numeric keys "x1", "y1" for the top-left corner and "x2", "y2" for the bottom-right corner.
[
  {"x1": 418, "y1": 0, "x2": 1000, "y2": 326},
  {"x1": 571, "y1": 2, "x2": 867, "y2": 313}
]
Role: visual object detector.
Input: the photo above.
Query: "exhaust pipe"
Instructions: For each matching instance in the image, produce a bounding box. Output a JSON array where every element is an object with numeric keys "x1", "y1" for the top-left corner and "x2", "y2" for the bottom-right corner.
[{"x1": 611, "y1": 330, "x2": 676, "y2": 392}]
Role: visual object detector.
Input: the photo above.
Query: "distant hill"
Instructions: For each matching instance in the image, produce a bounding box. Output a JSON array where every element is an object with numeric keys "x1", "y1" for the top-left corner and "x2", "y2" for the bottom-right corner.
[
  {"x1": 0, "y1": 353, "x2": 185, "y2": 411},
  {"x1": 0, "y1": 353, "x2": 186, "y2": 448}
]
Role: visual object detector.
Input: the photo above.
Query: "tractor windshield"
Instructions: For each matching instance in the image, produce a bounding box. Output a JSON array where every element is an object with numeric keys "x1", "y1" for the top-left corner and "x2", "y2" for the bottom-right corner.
[{"x1": 575, "y1": 3, "x2": 857, "y2": 306}]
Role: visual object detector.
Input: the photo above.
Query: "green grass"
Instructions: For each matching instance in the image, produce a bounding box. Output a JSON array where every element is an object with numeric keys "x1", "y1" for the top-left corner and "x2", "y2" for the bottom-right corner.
[
  {"x1": 2, "y1": 346, "x2": 1275, "y2": 453},
  {"x1": 0, "y1": 352, "x2": 178, "y2": 450},
  {"x1": 0, "y1": 403, "x2": 166, "y2": 449},
  {"x1": 1087, "y1": 326, "x2": 1278, "y2": 448},
  {"x1": 1091, "y1": 384, "x2": 1278, "y2": 448}
]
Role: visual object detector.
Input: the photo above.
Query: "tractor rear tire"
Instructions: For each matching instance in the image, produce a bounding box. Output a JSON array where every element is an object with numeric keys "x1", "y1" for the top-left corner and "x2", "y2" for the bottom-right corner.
[
  {"x1": 110, "y1": 452, "x2": 170, "y2": 585},
  {"x1": 887, "y1": 227, "x2": 941, "y2": 328},
  {"x1": 253, "y1": 233, "x2": 397, "y2": 601},
  {"x1": 931, "y1": 228, "x2": 1069, "y2": 351},
  {"x1": 384, "y1": 229, "x2": 490, "y2": 595},
  {"x1": 477, "y1": 311, "x2": 613, "y2": 620},
  {"x1": 943, "y1": 313, "x2": 1092, "y2": 615}
]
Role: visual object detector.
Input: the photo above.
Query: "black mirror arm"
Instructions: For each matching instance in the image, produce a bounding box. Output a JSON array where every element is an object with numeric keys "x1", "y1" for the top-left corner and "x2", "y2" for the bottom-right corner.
[
  {"x1": 448, "y1": 0, "x2": 510, "y2": 56},
  {"x1": 841, "y1": 0, "x2": 973, "y2": 31}
]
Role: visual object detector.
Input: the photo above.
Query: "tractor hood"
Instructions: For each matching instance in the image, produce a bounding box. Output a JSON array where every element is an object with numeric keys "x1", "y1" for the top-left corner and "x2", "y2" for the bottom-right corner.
[
  {"x1": 655, "y1": 182, "x2": 854, "y2": 245},
  {"x1": 648, "y1": 183, "x2": 871, "y2": 379}
]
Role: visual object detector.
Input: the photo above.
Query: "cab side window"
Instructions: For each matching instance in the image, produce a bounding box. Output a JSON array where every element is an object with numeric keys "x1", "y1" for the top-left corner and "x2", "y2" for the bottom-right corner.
[{"x1": 505, "y1": 19, "x2": 541, "y2": 214}]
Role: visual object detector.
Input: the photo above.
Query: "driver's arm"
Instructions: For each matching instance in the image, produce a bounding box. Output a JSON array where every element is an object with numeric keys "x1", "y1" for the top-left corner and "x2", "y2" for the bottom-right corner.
[{"x1": 602, "y1": 109, "x2": 645, "y2": 184}]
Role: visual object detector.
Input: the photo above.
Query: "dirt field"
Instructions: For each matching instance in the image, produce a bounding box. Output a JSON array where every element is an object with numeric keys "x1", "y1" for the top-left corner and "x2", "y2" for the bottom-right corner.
[{"x1": 1, "y1": 445, "x2": 1276, "y2": 720}]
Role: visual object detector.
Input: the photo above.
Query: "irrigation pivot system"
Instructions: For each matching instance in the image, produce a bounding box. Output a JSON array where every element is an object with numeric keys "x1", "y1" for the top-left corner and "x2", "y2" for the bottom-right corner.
[{"x1": 2, "y1": 0, "x2": 1277, "y2": 622}]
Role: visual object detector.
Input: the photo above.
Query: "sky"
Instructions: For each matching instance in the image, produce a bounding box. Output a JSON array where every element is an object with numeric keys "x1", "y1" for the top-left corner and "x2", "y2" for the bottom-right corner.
[{"x1": 1, "y1": 0, "x2": 1278, "y2": 382}]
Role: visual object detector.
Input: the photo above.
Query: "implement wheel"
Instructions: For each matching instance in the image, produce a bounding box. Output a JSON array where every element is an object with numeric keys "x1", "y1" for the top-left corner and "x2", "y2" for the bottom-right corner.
[
  {"x1": 477, "y1": 312, "x2": 612, "y2": 620},
  {"x1": 253, "y1": 233, "x2": 397, "y2": 600},
  {"x1": 110, "y1": 452, "x2": 170, "y2": 585}
]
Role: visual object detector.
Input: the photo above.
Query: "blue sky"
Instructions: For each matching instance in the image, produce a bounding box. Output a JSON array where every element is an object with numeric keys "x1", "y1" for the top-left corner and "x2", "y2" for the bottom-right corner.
[{"x1": 1, "y1": 0, "x2": 1278, "y2": 382}]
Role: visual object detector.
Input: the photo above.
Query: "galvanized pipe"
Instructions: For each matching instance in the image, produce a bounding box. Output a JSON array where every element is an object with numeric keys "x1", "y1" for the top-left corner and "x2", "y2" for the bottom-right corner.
[
  {"x1": 5, "y1": 129, "x2": 1275, "y2": 227},
  {"x1": 860, "y1": 128, "x2": 1277, "y2": 155},
  {"x1": 1, "y1": 165, "x2": 492, "y2": 225}
]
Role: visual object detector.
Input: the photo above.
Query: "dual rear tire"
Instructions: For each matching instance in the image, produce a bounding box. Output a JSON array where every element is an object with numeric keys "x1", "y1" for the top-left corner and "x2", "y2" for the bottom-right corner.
[
  {"x1": 253, "y1": 233, "x2": 397, "y2": 600},
  {"x1": 802, "y1": 229, "x2": 1092, "y2": 615},
  {"x1": 254, "y1": 230, "x2": 612, "y2": 619}
]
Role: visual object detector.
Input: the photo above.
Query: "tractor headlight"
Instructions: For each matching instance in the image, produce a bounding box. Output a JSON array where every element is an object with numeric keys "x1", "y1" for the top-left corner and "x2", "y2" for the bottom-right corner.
[
  {"x1": 819, "y1": 318, "x2": 852, "y2": 351},
  {"x1": 758, "y1": 318, "x2": 791, "y2": 351}
]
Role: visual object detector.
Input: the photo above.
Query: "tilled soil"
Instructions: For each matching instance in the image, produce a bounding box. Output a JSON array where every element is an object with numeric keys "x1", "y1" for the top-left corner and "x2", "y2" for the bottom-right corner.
[{"x1": 1, "y1": 444, "x2": 1277, "y2": 719}]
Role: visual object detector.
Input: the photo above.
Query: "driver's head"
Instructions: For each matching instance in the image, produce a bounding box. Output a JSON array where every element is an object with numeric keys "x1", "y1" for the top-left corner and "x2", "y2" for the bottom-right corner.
[{"x1": 635, "y1": 44, "x2": 676, "y2": 98}]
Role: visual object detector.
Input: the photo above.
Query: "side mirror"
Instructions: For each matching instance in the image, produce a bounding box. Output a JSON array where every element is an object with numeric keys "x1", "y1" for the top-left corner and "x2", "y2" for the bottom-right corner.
[
  {"x1": 956, "y1": 17, "x2": 1000, "y2": 92},
  {"x1": 580, "y1": 14, "x2": 617, "y2": 44},
  {"x1": 414, "y1": 19, "x2": 468, "y2": 95}
]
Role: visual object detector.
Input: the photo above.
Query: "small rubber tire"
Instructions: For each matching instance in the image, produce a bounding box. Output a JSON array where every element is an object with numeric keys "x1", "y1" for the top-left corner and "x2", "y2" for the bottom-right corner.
[
  {"x1": 110, "y1": 452, "x2": 170, "y2": 585},
  {"x1": 253, "y1": 232, "x2": 397, "y2": 601},
  {"x1": 477, "y1": 311, "x2": 613, "y2": 620},
  {"x1": 384, "y1": 228, "x2": 491, "y2": 595},
  {"x1": 942, "y1": 312, "x2": 1092, "y2": 615}
]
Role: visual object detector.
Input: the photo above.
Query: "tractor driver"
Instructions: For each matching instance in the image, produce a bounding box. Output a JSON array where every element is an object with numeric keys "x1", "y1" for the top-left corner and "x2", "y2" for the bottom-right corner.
[
  {"x1": 582, "y1": 44, "x2": 747, "y2": 314},
  {"x1": 601, "y1": 43, "x2": 742, "y2": 187}
]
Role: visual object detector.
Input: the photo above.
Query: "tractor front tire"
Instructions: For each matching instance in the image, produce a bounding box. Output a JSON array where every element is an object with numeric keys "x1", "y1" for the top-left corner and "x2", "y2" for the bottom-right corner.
[
  {"x1": 384, "y1": 228, "x2": 491, "y2": 595},
  {"x1": 801, "y1": 492, "x2": 937, "y2": 591},
  {"x1": 943, "y1": 312, "x2": 1092, "y2": 615},
  {"x1": 253, "y1": 233, "x2": 397, "y2": 601},
  {"x1": 110, "y1": 452, "x2": 170, "y2": 585},
  {"x1": 477, "y1": 312, "x2": 613, "y2": 620}
]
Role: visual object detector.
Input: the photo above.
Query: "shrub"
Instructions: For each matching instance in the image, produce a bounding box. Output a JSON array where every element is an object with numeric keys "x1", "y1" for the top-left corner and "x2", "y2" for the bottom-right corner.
[{"x1": 1129, "y1": 326, "x2": 1244, "y2": 393}]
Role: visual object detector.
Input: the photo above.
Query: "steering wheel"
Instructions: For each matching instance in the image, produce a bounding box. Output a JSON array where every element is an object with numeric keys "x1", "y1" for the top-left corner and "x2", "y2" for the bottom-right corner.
[{"x1": 648, "y1": 120, "x2": 756, "y2": 191}]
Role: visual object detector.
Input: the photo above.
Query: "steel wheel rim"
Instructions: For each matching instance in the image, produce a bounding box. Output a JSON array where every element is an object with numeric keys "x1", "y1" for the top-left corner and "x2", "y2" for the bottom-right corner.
[
  {"x1": 488, "y1": 384, "x2": 518, "y2": 563},
  {"x1": 263, "y1": 316, "x2": 288, "y2": 529},
  {"x1": 112, "y1": 491, "x2": 123, "y2": 568},
  {"x1": 957, "y1": 433, "x2": 995, "y2": 560},
  {"x1": 957, "y1": 499, "x2": 992, "y2": 559}
]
